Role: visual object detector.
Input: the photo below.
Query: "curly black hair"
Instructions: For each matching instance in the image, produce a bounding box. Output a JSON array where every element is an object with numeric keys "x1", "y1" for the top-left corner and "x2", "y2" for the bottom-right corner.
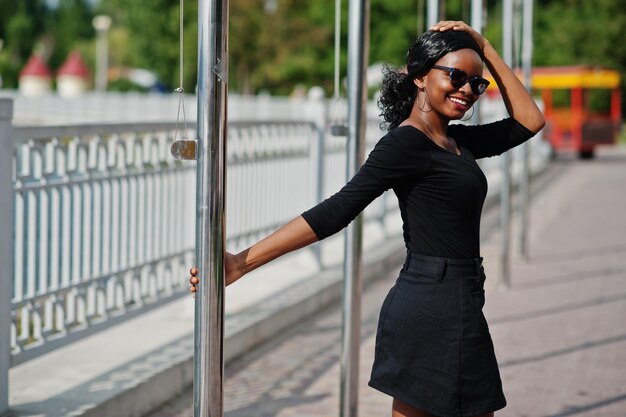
[{"x1": 378, "y1": 30, "x2": 483, "y2": 130}]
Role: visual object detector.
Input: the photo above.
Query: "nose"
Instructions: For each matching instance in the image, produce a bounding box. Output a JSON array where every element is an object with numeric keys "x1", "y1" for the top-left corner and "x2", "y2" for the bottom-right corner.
[{"x1": 458, "y1": 80, "x2": 474, "y2": 96}]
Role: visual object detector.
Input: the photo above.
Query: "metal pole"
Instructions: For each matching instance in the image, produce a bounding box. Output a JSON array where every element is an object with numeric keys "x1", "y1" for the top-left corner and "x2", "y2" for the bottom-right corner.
[
  {"x1": 314, "y1": 122, "x2": 326, "y2": 265},
  {"x1": 194, "y1": 0, "x2": 228, "y2": 415},
  {"x1": 427, "y1": 0, "x2": 439, "y2": 27},
  {"x1": 519, "y1": 0, "x2": 534, "y2": 260},
  {"x1": 340, "y1": 1, "x2": 369, "y2": 416},
  {"x1": 334, "y1": 0, "x2": 341, "y2": 100},
  {"x1": 470, "y1": 0, "x2": 484, "y2": 37},
  {"x1": 439, "y1": 0, "x2": 446, "y2": 22},
  {"x1": 470, "y1": 0, "x2": 484, "y2": 126},
  {"x1": 0, "y1": 99, "x2": 14, "y2": 414},
  {"x1": 92, "y1": 15, "x2": 111, "y2": 92},
  {"x1": 417, "y1": 0, "x2": 425, "y2": 34},
  {"x1": 499, "y1": 0, "x2": 513, "y2": 289}
]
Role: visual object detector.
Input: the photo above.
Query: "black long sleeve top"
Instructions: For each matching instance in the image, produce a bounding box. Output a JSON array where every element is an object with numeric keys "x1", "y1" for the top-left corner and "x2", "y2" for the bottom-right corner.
[{"x1": 301, "y1": 117, "x2": 536, "y2": 259}]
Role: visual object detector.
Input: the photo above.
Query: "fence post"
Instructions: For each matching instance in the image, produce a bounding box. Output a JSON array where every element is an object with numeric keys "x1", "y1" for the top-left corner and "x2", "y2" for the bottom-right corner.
[
  {"x1": 0, "y1": 98, "x2": 14, "y2": 414},
  {"x1": 313, "y1": 122, "x2": 325, "y2": 265}
]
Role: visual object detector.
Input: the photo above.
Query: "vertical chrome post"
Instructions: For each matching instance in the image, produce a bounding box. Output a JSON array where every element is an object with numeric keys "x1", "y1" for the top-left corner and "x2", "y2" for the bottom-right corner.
[
  {"x1": 499, "y1": 0, "x2": 513, "y2": 289},
  {"x1": 470, "y1": 0, "x2": 484, "y2": 44},
  {"x1": 194, "y1": 0, "x2": 228, "y2": 416},
  {"x1": 427, "y1": 0, "x2": 440, "y2": 27},
  {"x1": 0, "y1": 99, "x2": 14, "y2": 414},
  {"x1": 417, "y1": 0, "x2": 425, "y2": 34},
  {"x1": 470, "y1": 0, "x2": 484, "y2": 125},
  {"x1": 340, "y1": 1, "x2": 369, "y2": 416},
  {"x1": 519, "y1": 0, "x2": 534, "y2": 260},
  {"x1": 314, "y1": 123, "x2": 326, "y2": 265}
]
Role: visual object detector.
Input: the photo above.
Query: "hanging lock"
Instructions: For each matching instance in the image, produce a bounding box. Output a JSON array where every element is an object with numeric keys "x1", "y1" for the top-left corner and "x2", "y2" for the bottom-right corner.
[
  {"x1": 330, "y1": 124, "x2": 349, "y2": 137},
  {"x1": 171, "y1": 85, "x2": 197, "y2": 160},
  {"x1": 171, "y1": 139, "x2": 197, "y2": 160}
]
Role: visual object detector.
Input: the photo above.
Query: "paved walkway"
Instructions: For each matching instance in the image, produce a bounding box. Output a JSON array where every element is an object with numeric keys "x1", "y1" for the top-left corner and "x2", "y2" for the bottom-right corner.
[{"x1": 146, "y1": 145, "x2": 626, "y2": 417}]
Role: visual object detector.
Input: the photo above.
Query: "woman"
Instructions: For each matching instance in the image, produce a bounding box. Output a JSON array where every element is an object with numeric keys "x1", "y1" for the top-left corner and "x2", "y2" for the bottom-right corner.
[{"x1": 190, "y1": 21, "x2": 544, "y2": 417}]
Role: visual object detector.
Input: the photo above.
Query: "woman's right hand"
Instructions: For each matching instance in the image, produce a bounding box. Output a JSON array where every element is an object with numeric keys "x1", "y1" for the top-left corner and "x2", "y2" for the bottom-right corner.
[
  {"x1": 429, "y1": 20, "x2": 490, "y2": 53},
  {"x1": 189, "y1": 252, "x2": 246, "y2": 296}
]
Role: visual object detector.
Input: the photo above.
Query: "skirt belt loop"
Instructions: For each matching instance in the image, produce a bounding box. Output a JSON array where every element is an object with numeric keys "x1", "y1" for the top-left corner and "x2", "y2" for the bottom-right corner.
[
  {"x1": 402, "y1": 249, "x2": 412, "y2": 273},
  {"x1": 436, "y1": 258, "x2": 447, "y2": 282},
  {"x1": 475, "y1": 257, "x2": 484, "y2": 280}
]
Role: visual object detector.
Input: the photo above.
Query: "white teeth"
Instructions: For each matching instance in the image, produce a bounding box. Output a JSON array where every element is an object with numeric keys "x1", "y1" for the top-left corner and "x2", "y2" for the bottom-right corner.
[{"x1": 449, "y1": 97, "x2": 467, "y2": 106}]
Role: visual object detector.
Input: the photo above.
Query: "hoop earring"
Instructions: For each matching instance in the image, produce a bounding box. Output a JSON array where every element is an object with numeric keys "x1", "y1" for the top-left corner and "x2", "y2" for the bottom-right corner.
[
  {"x1": 461, "y1": 105, "x2": 475, "y2": 121},
  {"x1": 417, "y1": 88, "x2": 432, "y2": 113}
]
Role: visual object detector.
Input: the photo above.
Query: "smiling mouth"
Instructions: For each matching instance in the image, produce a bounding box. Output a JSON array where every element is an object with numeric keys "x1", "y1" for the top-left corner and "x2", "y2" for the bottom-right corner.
[{"x1": 448, "y1": 96, "x2": 469, "y2": 107}]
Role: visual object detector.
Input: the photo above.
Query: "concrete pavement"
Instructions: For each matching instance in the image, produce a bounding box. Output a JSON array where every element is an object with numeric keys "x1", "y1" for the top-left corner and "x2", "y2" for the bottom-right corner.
[{"x1": 147, "y1": 145, "x2": 626, "y2": 417}]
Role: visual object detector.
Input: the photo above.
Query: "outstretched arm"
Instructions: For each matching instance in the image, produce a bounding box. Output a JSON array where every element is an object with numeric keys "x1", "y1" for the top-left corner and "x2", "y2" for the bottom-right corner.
[
  {"x1": 190, "y1": 127, "x2": 423, "y2": 293},
  {"x1": 431, "y1": 21, "x2": 545, "y2": 134},
  {"x1": 190, "y1": 215, "x2": 317, "y2": 292}
]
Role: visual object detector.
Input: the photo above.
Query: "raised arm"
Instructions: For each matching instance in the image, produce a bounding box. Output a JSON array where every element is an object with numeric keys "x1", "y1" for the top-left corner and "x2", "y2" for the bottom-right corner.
[
  {"x1": 190, "y1": 215, "x2": 317, "y2": 291},
  {"x1": 431, "y1": 21, "x2": 545, "y2": 134}
]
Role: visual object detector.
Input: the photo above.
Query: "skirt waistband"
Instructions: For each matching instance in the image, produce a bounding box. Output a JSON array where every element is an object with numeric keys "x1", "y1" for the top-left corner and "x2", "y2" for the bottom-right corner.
[{"x1": 404, "y1": 250, "x2": 484, "y2": 279}]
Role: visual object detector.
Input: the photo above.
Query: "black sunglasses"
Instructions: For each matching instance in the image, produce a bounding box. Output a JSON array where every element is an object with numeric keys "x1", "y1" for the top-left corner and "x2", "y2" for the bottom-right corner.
[{"x1": 430, "y1": 65, "x2": 490, "y2": 96}]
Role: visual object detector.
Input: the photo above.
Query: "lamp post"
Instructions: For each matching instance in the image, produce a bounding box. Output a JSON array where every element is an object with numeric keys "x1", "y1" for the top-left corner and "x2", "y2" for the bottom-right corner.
[
  {"x1": 92, "y1": 15, "x2": 112, "y2": 92},
  {"x1": 0, "y1": 40, "x2": 3, "y2": 88}
]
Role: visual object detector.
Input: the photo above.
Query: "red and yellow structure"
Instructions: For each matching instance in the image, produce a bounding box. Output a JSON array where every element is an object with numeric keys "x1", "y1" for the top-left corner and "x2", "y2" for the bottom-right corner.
[{"x1": 486, "y1": 66, "x2": 622, "y2": 158}]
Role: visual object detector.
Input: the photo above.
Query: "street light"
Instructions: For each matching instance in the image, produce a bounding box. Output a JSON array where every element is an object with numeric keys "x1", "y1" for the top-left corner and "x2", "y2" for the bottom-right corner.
[
  {"x1": 0, "y1": 39, "x2": 4, "y2": 88},
  {"x1": 92, "y1": 15, "x2": 112, "y2": 92}
]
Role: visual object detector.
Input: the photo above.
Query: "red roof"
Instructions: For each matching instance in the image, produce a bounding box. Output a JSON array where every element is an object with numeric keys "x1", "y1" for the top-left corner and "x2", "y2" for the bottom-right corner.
[
  {"x1": 19, "y1": 54, "x2": 52, "y2": 77},
  {"x1": 58, "y1": 51, "x2": 90, "y2": 77}
]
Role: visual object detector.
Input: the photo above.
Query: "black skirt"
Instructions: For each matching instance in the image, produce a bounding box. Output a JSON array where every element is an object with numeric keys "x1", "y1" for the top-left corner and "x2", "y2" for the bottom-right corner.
[{"x1": 369, "y1": 251, "x2": 506, "y2": 417}]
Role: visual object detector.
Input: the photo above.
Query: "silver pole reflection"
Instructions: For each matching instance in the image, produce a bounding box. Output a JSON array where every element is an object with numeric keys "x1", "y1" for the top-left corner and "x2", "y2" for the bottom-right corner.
[
  {"x1": 470, "y1": 0, "x2": 484, "y2": 126},
  {"x1": 519, "y1": 0, "x2": 534, "y2": 260},
  {"x1": 340, "y1": 1, "x2": 369, "y2": 416},
  {"x1": 427, "y1": 0, "x2": 440, "y2": 27},
  {"x1": 500, "y1": 0, "x2": 513, "y2": 289},
  {"x1": 194, "y1": 0, "x2": 228, "y2": 416}
]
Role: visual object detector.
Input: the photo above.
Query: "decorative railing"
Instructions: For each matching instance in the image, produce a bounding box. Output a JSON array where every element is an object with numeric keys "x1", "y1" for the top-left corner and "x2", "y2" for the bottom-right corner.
[
  {"x1": 6, "y1": 117, "x2": 397, "y2": 366},
  {"x1": 10, "y1": 123, "x2": 196, "y2": 365},
  {"x1": 1, "y1": 94, "x2": 550, "y2": 371}
]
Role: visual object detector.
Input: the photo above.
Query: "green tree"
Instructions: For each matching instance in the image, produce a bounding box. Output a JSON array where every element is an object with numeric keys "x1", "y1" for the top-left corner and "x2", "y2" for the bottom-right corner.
[
  {"x1": 534, "y1": 0, "x2": 626, "y2": 71},
  {"x1": 4, "y1": 0, "x2": 625, "y2": 100},
  {"x1": 49, "y1": 0, "x2": 95, "y2": 69},
  {"x1": 233, "y1": 0, "x2": 334, "y2": 95},
  {"x1": 0, "y1": 0, "x2": 49, "y2": 88},
  {"x1": 97, "y1": 0, "x2": 198, "y2": 91}
]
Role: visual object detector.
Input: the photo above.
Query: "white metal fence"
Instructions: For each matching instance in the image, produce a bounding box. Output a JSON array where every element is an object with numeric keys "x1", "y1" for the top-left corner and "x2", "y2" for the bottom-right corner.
[
  {"x1": 2, "y1": 97, "x2": 399, "y2": 368},
  {"x1": 0, "y1": 94, "x2": 551, "y2": 412},
  {"x1": 10, "y1": 122, "x2": 196, "y2": 365}
]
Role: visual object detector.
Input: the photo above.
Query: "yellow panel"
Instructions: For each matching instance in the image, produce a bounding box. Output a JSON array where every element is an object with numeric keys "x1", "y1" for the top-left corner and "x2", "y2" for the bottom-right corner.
[
  {"x1": 532, "y1": 73, "x2": 584, "y2": 89},
  {"x1": 484, "y1": 67, "x2": 621, "y2": 90},
  {"x1": 580, "y1": 70, "x2": 621, "y2": 88}
]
